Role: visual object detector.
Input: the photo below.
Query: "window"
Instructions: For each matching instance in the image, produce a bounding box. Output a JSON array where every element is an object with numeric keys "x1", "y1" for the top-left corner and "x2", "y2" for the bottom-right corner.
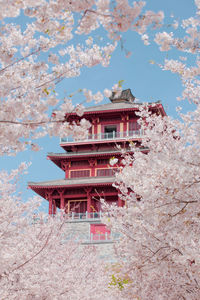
[
  {"x1": 70, "y1": 170, "x2": 90, "y2": 178},
  {"x1": 97, "y1": 168, "x2": 117, "y2": 177}
]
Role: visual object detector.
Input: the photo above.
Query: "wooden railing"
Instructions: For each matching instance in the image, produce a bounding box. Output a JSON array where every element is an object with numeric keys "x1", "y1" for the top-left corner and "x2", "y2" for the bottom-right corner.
[{"x1": 66, "y1": 211, "x2": 102, "y2": 220}]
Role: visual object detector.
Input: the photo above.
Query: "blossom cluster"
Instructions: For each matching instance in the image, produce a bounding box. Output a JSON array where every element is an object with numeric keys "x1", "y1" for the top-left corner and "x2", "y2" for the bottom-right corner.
[{"x1": 0, "y1": 0, "x2": 164, "y2": 154}]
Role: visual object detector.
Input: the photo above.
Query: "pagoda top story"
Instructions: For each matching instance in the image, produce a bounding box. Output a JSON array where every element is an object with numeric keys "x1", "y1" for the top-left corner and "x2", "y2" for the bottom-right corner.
[{"x1": 68, "y1": 88, "x2": 164, "y2": 115}]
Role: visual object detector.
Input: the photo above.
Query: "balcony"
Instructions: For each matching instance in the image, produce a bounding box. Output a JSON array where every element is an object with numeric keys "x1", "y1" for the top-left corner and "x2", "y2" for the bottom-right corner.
[
  {"x1": 60, "y1": 129, "x2": 144, "y2": 144},
  {"x1": 66, "y1": 211, "x2": 102, "y2": 221}
]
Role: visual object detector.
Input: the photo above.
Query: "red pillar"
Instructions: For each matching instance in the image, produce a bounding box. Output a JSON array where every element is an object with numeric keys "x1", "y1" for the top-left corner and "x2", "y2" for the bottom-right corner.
[
  {"x1": 91, "y1": 167, "x2": 95, "y2": 177},
  {"x1": 122, "y1": 114, "x2": 127, "y2": 137},
  {"x1": 53, "y1": 200, "x2": 57, "y2": 215},
  {"x1": 94, "y1": 123, "x2": 97, "y2": 135},
  {"x1": 48, "y1": 193, "x2": 53, "y2": 215},
  {"x1": 87, "y1": 193, "x2": 91, "y2": 213},
  {"x1": 92, "y1": 118, "x2": 98, "y2": 135},
  {"x1": 85, "y1": 187, "x2": 92, "y2": 213},
  {"x1": 89, "y1": 159, "x2": 96, "y2": 177},
  {"x1": 123, "y1": 120, "x2": 127, "y2": 134},
  {"x1": 65, "y1": 165, "x2": 69, "y2": 179},
  {"x1": 59, "y1": 190, "x2": 65, "y2": 210},
  {"x1": 61, "y1": 161, "x2": 70, "y2": 179}
]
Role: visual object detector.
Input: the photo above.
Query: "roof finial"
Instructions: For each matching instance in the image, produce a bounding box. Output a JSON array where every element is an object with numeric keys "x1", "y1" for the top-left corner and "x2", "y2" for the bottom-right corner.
[{"x1": 109, "y1": 89, "x2": 135, "y2": 103}]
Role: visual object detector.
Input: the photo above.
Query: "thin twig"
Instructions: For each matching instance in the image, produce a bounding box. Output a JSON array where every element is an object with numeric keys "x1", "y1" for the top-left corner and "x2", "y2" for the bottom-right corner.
[{"x1": 0, "y1": 47, "x2": 42, "y2": 74}]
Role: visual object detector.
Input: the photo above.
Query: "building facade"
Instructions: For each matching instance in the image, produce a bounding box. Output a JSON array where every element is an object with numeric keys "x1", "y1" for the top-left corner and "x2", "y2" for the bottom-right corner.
[{"x1": 29, "y1": 89, "x2": 166, "y2": 244}]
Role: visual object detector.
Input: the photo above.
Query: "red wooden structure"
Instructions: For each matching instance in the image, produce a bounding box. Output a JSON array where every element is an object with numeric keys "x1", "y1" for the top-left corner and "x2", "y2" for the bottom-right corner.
[{"x1": 28, "y1": 89, "x2": 166, "y2": 238}]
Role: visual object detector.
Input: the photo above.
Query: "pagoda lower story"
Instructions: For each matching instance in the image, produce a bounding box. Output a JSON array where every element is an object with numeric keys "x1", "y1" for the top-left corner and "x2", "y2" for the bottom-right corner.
[
  {"x1": 29, "y1": 174, "x2": 121, "y2": 243},
  {"x1": 29, "y1": 176, "x2": 122, "y2": 216}
]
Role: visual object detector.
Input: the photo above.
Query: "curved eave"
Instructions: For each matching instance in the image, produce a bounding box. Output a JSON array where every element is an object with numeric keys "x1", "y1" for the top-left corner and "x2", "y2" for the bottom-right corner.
[
  {"x1": 47, "y1": 148, "x2": 149, "y2": 168},
  {"x1": 84, "y1": 107, "x2": 142, "y2": 115},
  {"x1": 47, "y1": 151, "x2": 125, "y2": 169},
  {"x1": 29, "y1": 181, "x2": 113, "y2": 190},
  {"x1": 47, "y1": 148, "x2": 149, "y2": 167},
  {"x1": 47, "y1": 150, "x2": 126, "y2": 161},
  {"x1": 28, "y1": 177, "x2": 114, "y2": 191},
  {"x1": 158, "y1": 104, "x2": 167, "y2": 116},
  {"x1": 66, "y1": 102, "x2": 166, "y2": 118},
  {"x1": 60, "y1": 137, "x2": 143, "y2": 147},
  {"x1": 84, "y1": 105, "x2": 166, "y2": 116}
]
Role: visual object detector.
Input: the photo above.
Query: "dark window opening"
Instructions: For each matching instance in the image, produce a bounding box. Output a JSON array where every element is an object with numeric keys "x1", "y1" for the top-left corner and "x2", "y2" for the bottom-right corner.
[{"x1": 104, "y1": 125, "x2": 117, "y2": 138}]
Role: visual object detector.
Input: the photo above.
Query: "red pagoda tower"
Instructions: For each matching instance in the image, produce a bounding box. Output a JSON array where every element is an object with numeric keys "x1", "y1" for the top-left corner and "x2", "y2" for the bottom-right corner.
[{"x1": 28, "y1": 89, "x2": 166, "y2": 242}]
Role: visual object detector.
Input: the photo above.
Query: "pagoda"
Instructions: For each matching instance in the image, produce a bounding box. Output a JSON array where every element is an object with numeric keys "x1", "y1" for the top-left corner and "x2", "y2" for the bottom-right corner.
[{"x1": 28, "y1": 89, "x2": 166, "y2": 242}]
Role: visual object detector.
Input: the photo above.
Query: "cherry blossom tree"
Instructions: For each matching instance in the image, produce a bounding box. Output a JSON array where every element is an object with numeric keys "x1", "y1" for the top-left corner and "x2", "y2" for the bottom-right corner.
[
  {"x1": 0, "y1": 164, "x2": 124, "y2": 299},
  {"x1": 105, "y1": 113, "x2": 200, "y2": 299},
  {"x1": 0, "y1": 0, "x2": 164, "y2": 155},
  {"x1": 2, "y1": 0, "x2": 200, "y2": 299},
  {"x1": 0, "y1": 1, "x2": 165, "y2": 298},
  {"x1": 103, "y1": 1, "x2": 200, "y2": 299}
]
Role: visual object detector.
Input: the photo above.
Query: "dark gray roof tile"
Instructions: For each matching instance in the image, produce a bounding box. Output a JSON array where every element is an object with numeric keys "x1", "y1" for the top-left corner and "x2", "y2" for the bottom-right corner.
[{"x1": 29, "y1": 176, "x2": 115, "y2": 187}]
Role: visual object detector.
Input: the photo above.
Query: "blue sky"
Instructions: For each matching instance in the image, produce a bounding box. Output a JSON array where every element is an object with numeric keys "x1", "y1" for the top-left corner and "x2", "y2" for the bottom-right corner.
[{"x1": 1, "y1": 0, "x2": 196, "y2": 212}]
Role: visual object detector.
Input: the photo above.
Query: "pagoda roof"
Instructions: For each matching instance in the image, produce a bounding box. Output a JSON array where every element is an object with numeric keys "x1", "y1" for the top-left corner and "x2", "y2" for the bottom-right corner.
[
  {"x1": 28, "y1": 176, "x2": 115, "y2": 189},
  {"x1": 84, "y1": 100, "x2": 163, "y2": 114},
  {"x1": 47, "y1": 149, "x2": 129, "y2": 159},
  {"x1": 47, "y1": 147, "x2": 149, "y2": 160}
]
